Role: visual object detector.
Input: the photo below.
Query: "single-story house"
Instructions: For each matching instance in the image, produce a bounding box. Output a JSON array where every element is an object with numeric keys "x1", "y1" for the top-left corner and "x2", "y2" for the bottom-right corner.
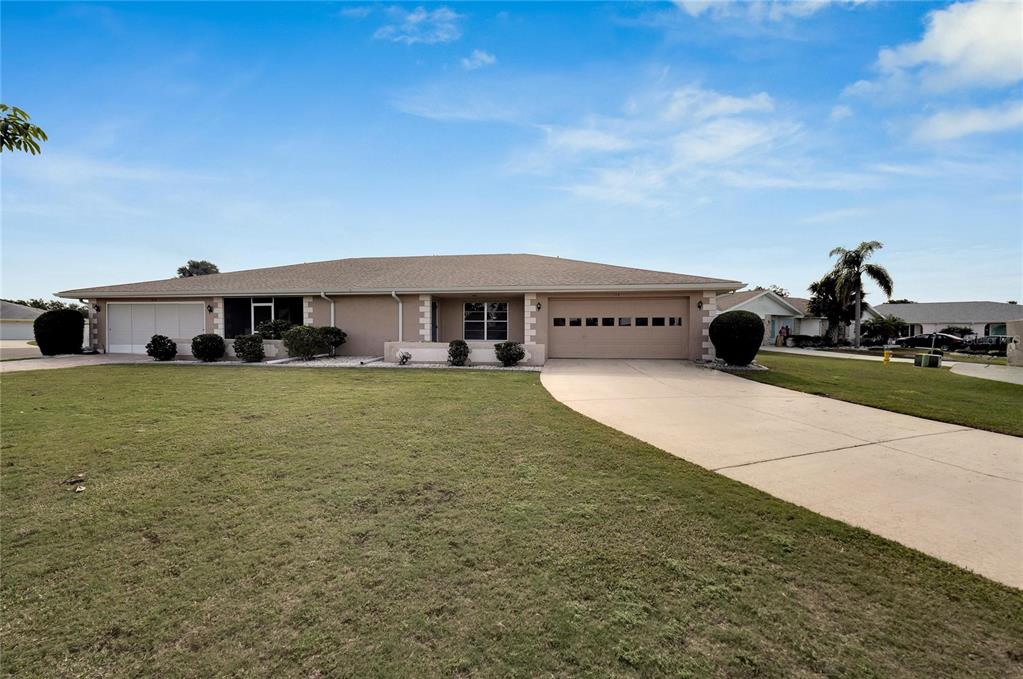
[
  {"x1": 56, "y1": 254, "x2": 743, "y2": 365},
  {"x1": 873, "y1": 301, "x2": 1021, "y2": 337},
  {"x1": 0, "y1": 300, "x2": 43, "y2": 340},
  {"x1": 716, "y1": 289, "x2": 882, "y2": 344}
]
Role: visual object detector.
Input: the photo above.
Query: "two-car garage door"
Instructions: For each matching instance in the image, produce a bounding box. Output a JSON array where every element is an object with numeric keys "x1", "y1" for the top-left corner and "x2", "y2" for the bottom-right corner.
[
  {"x1": 108, "y1": 303, "x2": 205, "y2": 354},
  {"x1": 548, "y1": 297, "x2": 690, "y2": 359}
]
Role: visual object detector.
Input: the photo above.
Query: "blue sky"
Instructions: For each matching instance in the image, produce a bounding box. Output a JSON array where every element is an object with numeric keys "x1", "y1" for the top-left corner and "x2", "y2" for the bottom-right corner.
[{"x1": 2, "y1": 1, "x2": 1021, "y2": 302}]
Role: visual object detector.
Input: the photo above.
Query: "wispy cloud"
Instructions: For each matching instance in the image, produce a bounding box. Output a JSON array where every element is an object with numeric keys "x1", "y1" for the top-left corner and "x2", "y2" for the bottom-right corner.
[
  {"x1": 461, "y1": 49, "x2": 496, "y2": 70},
  {"x1": 676, "y1": 0, "x2": 845, "y2": 22},
  {"x1": 913, "y1": 101, "x2": 1023, "y2": 142},
  {"x1": 829, "y1": 104, "x2": 853, "y2": 121},
  {"x1": 801, "y1": 207, "x2": 869, "y2": 224},
  {"x1": 373, "y1": 6, "x2": 463, "y2": 45}
]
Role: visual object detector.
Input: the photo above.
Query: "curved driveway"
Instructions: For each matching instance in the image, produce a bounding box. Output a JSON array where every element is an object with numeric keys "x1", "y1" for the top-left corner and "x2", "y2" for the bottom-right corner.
[{"x1": 541, "y1": 359, "x2": 1023, "y2": 588}]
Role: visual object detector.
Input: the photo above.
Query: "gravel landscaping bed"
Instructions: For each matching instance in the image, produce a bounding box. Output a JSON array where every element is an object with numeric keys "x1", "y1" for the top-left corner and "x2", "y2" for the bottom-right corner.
[{"x1": 283, "y1": 356, "x2": 541, "y2": 371}]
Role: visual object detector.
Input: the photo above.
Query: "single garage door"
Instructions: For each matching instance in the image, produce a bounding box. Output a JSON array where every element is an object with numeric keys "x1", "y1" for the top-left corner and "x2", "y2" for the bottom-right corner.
[
  {"x1": 108, "y1": 303, "x2": 205, "y2": 354},
  {"x1": 549, "y1": 297, "x2": 690, "y2": 359}
]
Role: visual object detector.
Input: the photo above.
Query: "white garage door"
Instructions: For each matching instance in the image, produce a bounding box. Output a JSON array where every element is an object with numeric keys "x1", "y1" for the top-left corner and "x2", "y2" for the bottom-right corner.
[
  {"x1": 108, "y1": 303, "x2": 205, "y2": 354},
  {"x1": 0, "y1": 321, "x2": 36, "y2": 340},
  {"x1": 549, "y1": 297, "x2": 690, "y2": 359}
]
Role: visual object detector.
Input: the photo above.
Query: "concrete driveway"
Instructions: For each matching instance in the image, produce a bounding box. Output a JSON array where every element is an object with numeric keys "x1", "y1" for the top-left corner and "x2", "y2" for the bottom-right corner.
[
  {"x1": 541, "y1": 359, "x2": 1023, "y2": 588},
  {"x1": 0, "y1": 340, "x2": 42, "y2": 361}
]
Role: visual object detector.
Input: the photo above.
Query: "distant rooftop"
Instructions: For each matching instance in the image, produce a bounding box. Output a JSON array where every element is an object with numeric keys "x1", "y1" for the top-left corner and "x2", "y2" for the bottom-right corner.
[{"x1": 874, "y1": 301, "x2": 1023, "y2": 324}]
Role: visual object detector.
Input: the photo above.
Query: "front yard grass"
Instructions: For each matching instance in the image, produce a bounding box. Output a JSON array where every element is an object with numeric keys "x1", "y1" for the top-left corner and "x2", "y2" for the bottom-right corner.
[
  {"x1": 745, "y1": 353, "x2": 1023, "y2": 436},
  {"x1": 815, "y1": 346, "x2": 1008, "y2": 365},
  {"x1": 2, "y1": 366, "x2": 1021, "y2": 677}
]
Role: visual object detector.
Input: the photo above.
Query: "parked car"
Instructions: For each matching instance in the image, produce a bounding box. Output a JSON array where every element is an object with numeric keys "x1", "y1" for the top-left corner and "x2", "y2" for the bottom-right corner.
[
  {"x1": 959, "y1": 335, "x2": 1009, "y2": 356},
  {"x1": 893, "y1": 333, "x2": 966, "y2": 351}
]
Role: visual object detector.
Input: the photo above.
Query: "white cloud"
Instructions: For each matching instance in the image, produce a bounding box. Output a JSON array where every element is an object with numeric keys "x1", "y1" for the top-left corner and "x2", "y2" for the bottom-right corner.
[
  {"x1": 913, "y1": 101, "x2": 1023, "y2": 141},
  {"x1": 829, "y1": 104, "x2": 853, "y2": 121},
  {"x1": 338, "y1": 6, "x2": 373, "y2": 19},
  {"x1": 661, "y1": 86, "x2": 773, "y2": 122},
  {"x1": 544, "y1": 127, "x2": 634, "y2": 153},
  {"x1": 675, "y1": 0, "x2": 861, "y2": 22},
  {"x1": 672, "y1": 118, "x2": 796, "y2": 165},
  {"x1": 801, "y1": 207, "x2": 869, "y2": 224},
  {"x1": 858, "y1": 0, "x2": 1023, "y2": 93},
  {"x1": 461, "y1": 49, "x2": 496, "y2": 70},
  {"x1": 373, "y1": 6, "x2": 463, "y2": 45}
]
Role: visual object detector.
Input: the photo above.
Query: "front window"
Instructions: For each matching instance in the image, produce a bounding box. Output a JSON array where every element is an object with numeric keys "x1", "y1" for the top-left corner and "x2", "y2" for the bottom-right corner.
[
  {"x1": 463, "y1": 302, "x2": 508, "y2": 340},
  {"x1": 224, "y1": 296, "x2": 305, "y2": 338}
]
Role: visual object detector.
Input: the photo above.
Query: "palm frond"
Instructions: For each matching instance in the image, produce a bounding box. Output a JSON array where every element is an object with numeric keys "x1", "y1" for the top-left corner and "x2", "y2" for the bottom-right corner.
[
  {"x1": 828, "y1": 246, "x2": 848, "y2": 258},
  {"x1": 864, "y1": 263, "x2": 894, "y2": 297}
]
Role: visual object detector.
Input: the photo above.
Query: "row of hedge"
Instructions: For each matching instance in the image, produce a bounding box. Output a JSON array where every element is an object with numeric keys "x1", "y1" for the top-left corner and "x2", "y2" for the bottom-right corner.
[
  {"x1": 145, "y1": 326, "x2": 348, "y2": 362},
  {"x1": 446, "y1": 339, "x2": 526, "y2": 367}
]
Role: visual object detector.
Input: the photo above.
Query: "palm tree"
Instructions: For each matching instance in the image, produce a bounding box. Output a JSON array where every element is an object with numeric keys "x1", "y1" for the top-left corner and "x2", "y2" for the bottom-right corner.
[{"x1": 828, "y1": 241, "x2": 894, "y2": 348}]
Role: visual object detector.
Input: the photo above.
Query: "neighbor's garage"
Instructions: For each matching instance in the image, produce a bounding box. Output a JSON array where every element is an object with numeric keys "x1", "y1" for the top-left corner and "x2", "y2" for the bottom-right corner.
[
  {"x1": 107, "y1": 303, "x2": 205, "y2": 354},
  {"x1": 548, "y1": 297, "x2": 690, "y2": 359}
]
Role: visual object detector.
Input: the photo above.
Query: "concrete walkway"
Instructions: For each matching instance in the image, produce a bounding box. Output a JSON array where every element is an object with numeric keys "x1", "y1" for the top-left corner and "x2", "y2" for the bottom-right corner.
[
  {"x1": 759, "y1": 346, "x2": 950, "y2": 365},
  {"x1": 949, "y1": 362, "x2": 1023, "y2": 385},
  {"x1": 0, "y1": 353, "x2": 153, "y2": 373},
  {"x1": 0, "y1": 340, "x2": 42, "y2": 361},
  {"x1": 541, "y1": 359, "x2": 1023, "y2": 588}
]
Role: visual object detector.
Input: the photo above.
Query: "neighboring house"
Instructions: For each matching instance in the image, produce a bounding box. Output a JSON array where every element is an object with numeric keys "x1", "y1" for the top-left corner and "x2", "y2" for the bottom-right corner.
[
  {"x1": 0, "y1": 301, "x2": 43, "y2": 340},
  {"x1": 56, "y1": 254, "x2": 743, "y2": 364},
  {"x1": 716, "y1": 290, "x2": 851, "y2": 344},
  {"x1": 874, "y1": 301, "x2": 1021, "y2": 337},
  {"x1": 716, "y1": 289, "x2": 881, "y2": 344}
]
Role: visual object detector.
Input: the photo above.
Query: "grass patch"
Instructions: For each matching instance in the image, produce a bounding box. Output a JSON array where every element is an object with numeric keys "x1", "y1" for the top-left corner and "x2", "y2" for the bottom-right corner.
[
  {"x1": 2, "y1": 366, "x2": 1021, "y2": 677},
  {"x1": 745, "y1": 353, "x2": 1023, "y2": 436}
]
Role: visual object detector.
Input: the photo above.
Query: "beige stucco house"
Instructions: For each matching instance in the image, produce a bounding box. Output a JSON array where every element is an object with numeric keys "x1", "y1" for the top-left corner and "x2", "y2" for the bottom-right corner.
[{"x1": 56, "y1": 254, "x2": 742, "y2": 365}]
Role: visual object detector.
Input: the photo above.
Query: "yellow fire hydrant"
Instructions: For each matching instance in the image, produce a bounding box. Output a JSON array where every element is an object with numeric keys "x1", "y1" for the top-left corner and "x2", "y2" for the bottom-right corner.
[{"x1": 883, "y1": 350, "x2": 892, "y2": 364}]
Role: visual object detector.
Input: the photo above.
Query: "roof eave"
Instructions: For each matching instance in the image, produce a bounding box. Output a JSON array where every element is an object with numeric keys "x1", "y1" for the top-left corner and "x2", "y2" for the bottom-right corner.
[{"x1": 57, "y1": 281, "x2": 745, "y2": 299}]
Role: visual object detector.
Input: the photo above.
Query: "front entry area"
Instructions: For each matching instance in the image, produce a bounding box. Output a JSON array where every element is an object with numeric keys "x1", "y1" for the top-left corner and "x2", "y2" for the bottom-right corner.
[
  {"x1": 548, "y1": 297, "x2": 689, "y2": 359},
  {"x1": 107, "y1": 303, "x2": 205, "y2": 354}
]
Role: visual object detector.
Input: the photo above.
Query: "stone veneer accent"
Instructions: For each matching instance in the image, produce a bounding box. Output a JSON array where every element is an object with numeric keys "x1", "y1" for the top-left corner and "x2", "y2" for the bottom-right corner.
[
  {"x1": 700, "y1": 292, "x2": 718, "y2": 361},
  {"x1": 212, "y1": 298, "x2": 224, "y2": 336},
  {"x1": 303, "y1": 296, "x2": 314, "y2": 326},
  {"x1": 88, "y1": 300, "x2": 99, "y2": 350},
  {"x1": 419, "y1": 295, "x2": 433, "y2": 341},
  {"x1": 524, "y1": 293, "x2": 537, "y2": 343}
]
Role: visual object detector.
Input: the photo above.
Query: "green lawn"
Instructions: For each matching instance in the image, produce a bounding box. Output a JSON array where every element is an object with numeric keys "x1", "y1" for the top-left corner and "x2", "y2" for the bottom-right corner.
[
  {"x1": 2, "y1": 367, "x2": 1021, "y2": 677},
  {"x1": 746, "y1": 353, "x2": 1023, "y2": 437}
]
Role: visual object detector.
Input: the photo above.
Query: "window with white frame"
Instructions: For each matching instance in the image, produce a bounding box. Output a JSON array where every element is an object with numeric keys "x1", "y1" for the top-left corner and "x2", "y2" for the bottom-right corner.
[{"x1": 463, "y1": 302, "x2": 508, "y2": 340}]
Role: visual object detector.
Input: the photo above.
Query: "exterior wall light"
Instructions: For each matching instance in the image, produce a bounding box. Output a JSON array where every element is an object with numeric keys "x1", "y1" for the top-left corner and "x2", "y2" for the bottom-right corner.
[
  {"x1": 536, "y1": 302, "x2": 542, "y2": 311},
  {"x1": 697, "y1": 301, "x2": 703, "y2": 310},
  {"x1": 207, "y1": 304, "x2": 214, "y2": 313},
  {"x1": 93, "y1": 304, "x2": 101, "y2": 312}
]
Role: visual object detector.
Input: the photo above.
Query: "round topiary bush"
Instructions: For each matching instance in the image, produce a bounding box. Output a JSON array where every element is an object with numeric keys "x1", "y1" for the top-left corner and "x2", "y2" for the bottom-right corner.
[
  {"x1": 448, "y1": 339, "x2": 469, "y2": 366},
  {"x1": 255, "y1": 318, "x2": 292, "y2": 340},
  {"x1": 191, "y1": 333, "x2": 225, "y2": 362},
  {"x1": 317, "y1": 326, "x2": 347, "y2": 357},
  {"x1": 146, "y1": 334, "x2": 177, "y2": 361},
  {"x1": 494, "y1": 341, "x2": 525, "y2": 367},
  {"x1": 33, "y1": 309, "x2": 85, "y2": 356},
  {"x1": 233, "y1": 334, "x2": 265, "y2": 363},
  {"x1": 283, "y1": 325, "x2": 327, "y2": 360},
  {"x1": 709, "y1": 310, "x2": 764, "y2": 366}
]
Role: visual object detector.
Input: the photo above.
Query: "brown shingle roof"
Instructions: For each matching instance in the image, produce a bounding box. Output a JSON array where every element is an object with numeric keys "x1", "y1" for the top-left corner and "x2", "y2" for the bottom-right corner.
[{"x1": 57, "y1": 254, "x2": 742, "y2": 298}]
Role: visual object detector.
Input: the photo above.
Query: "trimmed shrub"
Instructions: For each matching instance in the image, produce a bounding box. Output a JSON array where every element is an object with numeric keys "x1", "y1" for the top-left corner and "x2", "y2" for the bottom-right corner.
[
  {"x1": 191, "y1": 333, "x2": 225, "y2": 362},
  {"x1": 318, "y1": 326, "x2": 348, "y2": 357},
  {"x1": 448, "y1": 339, "x2": 469, "y2": 366},
  {"x1": 397, "y1": 350, "x2": 412, "y2": 365},
  {"x1": 494, "y1": 341, "x2": 526, "y2": 367},
  {"x1": 283, "y1": 325, "x2": 327, "y2": 360},
  {"x1": 33, "y1": 308, "x2": 84, "y2": 356},
  {"x1": 233, "y1": 334, "x2": 265, "y2": 363},
  {"x1": 255, "y1": 318, "x2": 292, "y2": 340},
  {"x1": 146, "y1": 334, "x2": 177, "y2": 361},
  {"x1": 709, "y1": 310, "x2": 764, "y2": 366}
]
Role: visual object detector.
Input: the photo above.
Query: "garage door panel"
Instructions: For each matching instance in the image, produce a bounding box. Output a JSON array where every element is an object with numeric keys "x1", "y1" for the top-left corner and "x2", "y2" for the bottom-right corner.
[
  {"x1": 108, "y1": 303, "x2": 203, "y2": 354},
  {"x1": 549, "y1": 297, "x2": 689, "y2": 359}
]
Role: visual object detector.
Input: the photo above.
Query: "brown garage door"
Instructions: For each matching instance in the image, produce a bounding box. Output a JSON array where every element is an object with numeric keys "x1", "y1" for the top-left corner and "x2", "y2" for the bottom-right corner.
[{"x1": 548, "y1": 297, "x2": 690, "y2": 359}]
